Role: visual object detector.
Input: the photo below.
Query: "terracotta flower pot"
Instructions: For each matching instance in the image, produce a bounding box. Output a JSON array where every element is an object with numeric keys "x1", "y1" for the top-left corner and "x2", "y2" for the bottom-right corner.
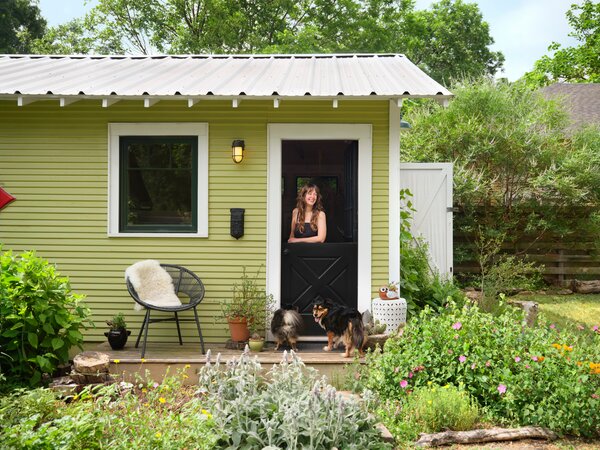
[{"x1": 227, "y1": 317, "x2": 250, "y2": 342}]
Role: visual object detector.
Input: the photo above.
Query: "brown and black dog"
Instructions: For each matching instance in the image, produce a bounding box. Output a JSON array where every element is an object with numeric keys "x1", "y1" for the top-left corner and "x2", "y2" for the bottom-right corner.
[{"x1": 312, "y1": 298, "x2": 367, "y2": 357}]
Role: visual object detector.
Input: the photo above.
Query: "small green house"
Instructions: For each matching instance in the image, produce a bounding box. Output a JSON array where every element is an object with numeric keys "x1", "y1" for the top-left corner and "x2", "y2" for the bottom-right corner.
[{"x1": 0, "y1": 53, "x2": 451, "y2": 343}]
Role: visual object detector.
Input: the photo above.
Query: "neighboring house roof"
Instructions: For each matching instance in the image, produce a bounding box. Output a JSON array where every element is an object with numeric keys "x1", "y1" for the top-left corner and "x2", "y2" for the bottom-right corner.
[
  {"x1": 541, "y1": 83, "x2": 600, "y2": 129},
  {"x1": 0, "y1": 54, "x2": 452, "y2": 102}
]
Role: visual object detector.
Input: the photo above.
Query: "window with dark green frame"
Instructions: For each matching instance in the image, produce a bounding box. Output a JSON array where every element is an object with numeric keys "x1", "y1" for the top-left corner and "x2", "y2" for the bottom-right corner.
[{"x1": 119, "y1": 136, "x2": 198, "y2": 233}]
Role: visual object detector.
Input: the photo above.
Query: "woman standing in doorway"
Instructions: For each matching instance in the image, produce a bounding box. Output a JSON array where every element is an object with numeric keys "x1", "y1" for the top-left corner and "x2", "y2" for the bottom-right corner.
[{"x1": 288, "y1": 183, "x2": 327, "y2": 243}]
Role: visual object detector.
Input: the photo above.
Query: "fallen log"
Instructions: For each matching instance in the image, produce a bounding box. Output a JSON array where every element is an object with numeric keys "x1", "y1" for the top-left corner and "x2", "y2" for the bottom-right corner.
[
  {"x1": 414, "y1": 426, "x2": 558, "y2": 447},
  {"x1": 572, "y1": 280, "x2": 600, "y2": 294}
]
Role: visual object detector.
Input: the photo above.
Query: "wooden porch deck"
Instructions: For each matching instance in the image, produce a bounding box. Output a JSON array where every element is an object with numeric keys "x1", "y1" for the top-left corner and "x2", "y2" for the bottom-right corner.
[{"x1": 89, "y1": 341, "x2": 364, "y2": 385}]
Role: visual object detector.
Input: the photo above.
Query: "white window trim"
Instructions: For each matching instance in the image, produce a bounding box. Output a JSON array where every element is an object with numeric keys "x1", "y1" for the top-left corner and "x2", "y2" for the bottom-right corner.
[
  {"x1": 108, "y1": 123, "x2": 209, "y2": 237},
  {"x1": 266, "y1": 123, "x2": 372, "y2": 319}
]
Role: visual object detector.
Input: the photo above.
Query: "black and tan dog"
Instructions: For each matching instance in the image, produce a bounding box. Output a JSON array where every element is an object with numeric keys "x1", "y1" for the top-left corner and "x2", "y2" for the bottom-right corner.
[
  {"x1": 312, "y1": 298, "x2": 367, "y2": 357},
  {"x1": 270, "y1": 304, "x2": 303, "y2": 351}
]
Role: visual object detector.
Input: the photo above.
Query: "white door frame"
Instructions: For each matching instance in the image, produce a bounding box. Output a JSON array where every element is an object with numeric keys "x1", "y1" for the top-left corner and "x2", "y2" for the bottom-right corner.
[{"x1": 266, "y1": 124, "x2": 372, "y2": 315}]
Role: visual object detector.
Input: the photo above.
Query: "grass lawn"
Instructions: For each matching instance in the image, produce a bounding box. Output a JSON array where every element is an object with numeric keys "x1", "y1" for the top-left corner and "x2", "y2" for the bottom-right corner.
[{"x1": 514, "y1": 293, "x2": 600, "y2": 330}]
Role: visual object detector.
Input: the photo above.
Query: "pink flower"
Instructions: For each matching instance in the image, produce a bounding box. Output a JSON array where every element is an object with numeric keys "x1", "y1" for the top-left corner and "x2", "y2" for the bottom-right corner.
[
  {"x1": 514, "y1": 356, "x2": 521, "y2": 363},
  {"x1": 525, "y1": 364, "x2": 531, "y2": 369},
  {"x1": 408, "y1": 371, "x2": 414, "y2": 378},
  {"x1": 471, "y1": 363, "x2": 476, "y2": 370},
  {"x1": 592, "y1": 394, "x2": 599, "y2": 399},
  {"x1": 577, "y1": 324, "x2": 585, "y2": 331},
  {"x1": 394, "y1": 366, "x2": 400, "y2": 373},
  {"x1": 459, "y1": 355, "x2": 467, "y2": 363},
  {"x1": 400, "y1": 380, "x2": 408, "y2": 388},
  {"x1": 485, "y1": 360, "x2": 491, "y2": 367},
  {"x1": 531, "y1": 356, "x2": 538, "y2": 362},
  {"x1": 452, "y1": 322, "x2": 462, "y2": 330},
  {"x1": 497, "y1": 384, "x2": 507, "y2": 395},
  {"x1": 593, "y1": 325, "x2": 599, "y2": 333},
  {"x1": 550, "y1": 324, "x2": 556, "y2": 329}
]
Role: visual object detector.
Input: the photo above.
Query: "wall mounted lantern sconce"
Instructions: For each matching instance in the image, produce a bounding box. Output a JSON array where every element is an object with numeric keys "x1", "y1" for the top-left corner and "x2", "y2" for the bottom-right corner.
[{"x1": 232, "y1": 139, "x2": 245, "y2": 163}]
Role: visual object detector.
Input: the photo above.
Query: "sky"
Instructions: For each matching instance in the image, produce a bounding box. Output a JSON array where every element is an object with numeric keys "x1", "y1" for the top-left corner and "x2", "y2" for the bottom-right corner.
[{"x1": 38, "y1": 0, "x2": 581, "y2": 81}]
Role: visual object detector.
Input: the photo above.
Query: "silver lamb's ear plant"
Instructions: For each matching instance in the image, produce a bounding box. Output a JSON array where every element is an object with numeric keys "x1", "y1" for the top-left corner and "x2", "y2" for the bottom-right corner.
[
  {"x1": 197, "y1": 352, "x2": 391, "y2": 449},
  {"x1": 205, "y1": 349, "x2": 212, "y2": 365}
]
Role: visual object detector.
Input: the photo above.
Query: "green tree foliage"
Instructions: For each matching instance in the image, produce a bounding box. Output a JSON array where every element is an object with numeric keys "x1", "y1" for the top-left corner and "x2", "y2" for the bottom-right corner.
[
  {"x1": 0, "y1": 0, "x2": 46, "y2": 53},
  {"x1": 401, "y1": 79, "x2": 600, "y2": 270},
  {"x1": 30, "y1": 18, "x2": 124, "y2": 54},
  {"x1": 525, "y1": 0, "x2": 600, "y2": 86},
  {"x1": 34, "y1": 0, "x2": 503, "y2": 84},
  {"x1": 401, "y1": 0, "x2": 504, "y2": 84}
]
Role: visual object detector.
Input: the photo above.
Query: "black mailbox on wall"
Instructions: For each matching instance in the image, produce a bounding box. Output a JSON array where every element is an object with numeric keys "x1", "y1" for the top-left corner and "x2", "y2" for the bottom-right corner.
[{"x1": 230, "y1": 208, "x2": 245, "y2": 239}]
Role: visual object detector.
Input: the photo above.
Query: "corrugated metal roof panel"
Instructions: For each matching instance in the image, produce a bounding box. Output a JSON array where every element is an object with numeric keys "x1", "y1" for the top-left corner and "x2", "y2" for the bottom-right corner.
[{"x1": 0, "y1": 54, "x2": 452, "y2": 99}]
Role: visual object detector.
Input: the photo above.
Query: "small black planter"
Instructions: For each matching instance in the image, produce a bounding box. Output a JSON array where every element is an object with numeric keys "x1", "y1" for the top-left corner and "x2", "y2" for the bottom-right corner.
[{"x1": 104, "y1": 329, "x2": 131, "y2": 350}]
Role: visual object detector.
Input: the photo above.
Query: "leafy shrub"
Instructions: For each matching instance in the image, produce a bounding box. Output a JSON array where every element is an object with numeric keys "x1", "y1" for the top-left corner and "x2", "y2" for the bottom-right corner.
[
  {"x1": 479, "y1": 255, "x2": 544, "y2": 311},
  {"x1": 365, "y1": 302, "x2": 600, "y2": 436},
  {"x1": 400, "y1": 190, "x2": 465, "y2": 314},
  {"x1": 198, "y1": 349, "x2": 392, "y2": 449},
  {"x1": 0, "y1": 387, "x2": 101, "y2": 449},
  {"x1": 0, "y1": 371, "x2": 219, "y2": 450},
  {"x1": 0, "y1": 250, "x2": 91, "y2": 385},
  {"x1": 400, "y1": 236, "x2": 465, "y2": 314}
]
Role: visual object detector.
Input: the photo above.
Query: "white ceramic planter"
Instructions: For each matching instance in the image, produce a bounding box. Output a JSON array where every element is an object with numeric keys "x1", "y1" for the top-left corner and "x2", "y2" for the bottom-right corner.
[{"x1": 371, "y1": 297, "x2": 407, "y2": 333}]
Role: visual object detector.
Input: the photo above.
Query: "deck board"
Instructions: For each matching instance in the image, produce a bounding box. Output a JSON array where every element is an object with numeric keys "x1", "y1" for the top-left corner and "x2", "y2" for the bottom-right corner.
[{"x1": 87, "y1": 342, "x2": 364, "y2": 384}]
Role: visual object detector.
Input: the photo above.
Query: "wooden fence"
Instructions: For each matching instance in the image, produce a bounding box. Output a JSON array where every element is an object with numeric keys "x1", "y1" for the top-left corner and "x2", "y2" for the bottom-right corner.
[{"x1": 454, "y1": 235, "x2": 600, "y2": 286}]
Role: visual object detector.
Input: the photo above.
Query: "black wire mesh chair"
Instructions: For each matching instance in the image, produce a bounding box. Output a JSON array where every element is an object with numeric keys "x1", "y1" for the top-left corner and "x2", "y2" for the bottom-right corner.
[{"x1": 125, "y1": 264, "x2": 206, "y2": 358}]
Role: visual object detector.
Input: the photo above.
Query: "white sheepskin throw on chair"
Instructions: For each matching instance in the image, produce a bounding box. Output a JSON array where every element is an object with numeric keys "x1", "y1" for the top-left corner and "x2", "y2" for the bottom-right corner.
[{"x1": 125, "y1": 260, "x2": 182, "y2": 310}]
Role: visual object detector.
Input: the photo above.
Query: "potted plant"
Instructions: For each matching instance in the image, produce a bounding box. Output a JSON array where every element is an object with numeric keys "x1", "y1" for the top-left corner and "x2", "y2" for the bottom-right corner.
[
  {"x1": 104, "y1": 313, "x2": 131, "y2": 350},
  {"x1": 248, "y1": 331, "x2": 266, "y2": 352},
  {"x1": 220, "y1": 266, "x2": 274, "y2": 343}
]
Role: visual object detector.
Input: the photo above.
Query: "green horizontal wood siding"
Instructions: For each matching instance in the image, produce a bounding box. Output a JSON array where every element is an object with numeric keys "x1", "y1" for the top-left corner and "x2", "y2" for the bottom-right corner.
[{"x1": 0, "y1": 99, "x2": 391, "y2": 342}]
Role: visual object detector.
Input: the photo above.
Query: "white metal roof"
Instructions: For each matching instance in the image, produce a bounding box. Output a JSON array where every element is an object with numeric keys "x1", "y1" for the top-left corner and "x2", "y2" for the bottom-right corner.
[{"x1": 0, "y1": 54, "x2": 452, "y2": 101}]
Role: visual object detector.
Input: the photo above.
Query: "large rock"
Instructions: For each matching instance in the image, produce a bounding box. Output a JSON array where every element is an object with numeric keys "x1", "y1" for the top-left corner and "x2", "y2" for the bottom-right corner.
[
  {"x1": 507, "y1": 300, "x2": 538, "y2": 328},
  {"x1": 73, "y1": 351, "x2": 110, "y2": 375}
]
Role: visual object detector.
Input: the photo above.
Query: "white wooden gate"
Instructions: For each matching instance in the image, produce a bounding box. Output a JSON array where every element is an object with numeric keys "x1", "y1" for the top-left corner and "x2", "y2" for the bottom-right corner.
[{"x1": 399, "y1": 163, "x2": 453, "y2": 277}]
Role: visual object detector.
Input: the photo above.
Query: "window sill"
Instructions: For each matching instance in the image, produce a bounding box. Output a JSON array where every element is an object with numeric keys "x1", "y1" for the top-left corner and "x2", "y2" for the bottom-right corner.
[{"x1": 108, "y1": 232, "x2": 208, "y2": 238}]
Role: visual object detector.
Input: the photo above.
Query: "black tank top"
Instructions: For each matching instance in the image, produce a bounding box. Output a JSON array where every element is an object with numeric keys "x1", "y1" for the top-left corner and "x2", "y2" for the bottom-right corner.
[{"x1": 294, "y1": 222, "x2": 318, "y2": 238}]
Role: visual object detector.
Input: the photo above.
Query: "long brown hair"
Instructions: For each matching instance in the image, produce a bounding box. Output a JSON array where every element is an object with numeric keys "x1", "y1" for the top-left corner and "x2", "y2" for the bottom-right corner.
[{"x1": 295, "y1": 183, "x2": 323, "y2": 233}]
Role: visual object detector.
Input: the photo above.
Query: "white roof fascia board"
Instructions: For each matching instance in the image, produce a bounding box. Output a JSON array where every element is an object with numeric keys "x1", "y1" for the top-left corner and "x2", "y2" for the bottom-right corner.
[{"x1": 2, "y1": 94, "x2": 452, "y2": 103}]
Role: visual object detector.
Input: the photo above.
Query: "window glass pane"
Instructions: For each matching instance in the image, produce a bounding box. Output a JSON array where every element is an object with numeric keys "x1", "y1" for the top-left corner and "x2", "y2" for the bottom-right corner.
[{"x1": 120, "y1": 137, "x2": 196, "y2": 232}]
